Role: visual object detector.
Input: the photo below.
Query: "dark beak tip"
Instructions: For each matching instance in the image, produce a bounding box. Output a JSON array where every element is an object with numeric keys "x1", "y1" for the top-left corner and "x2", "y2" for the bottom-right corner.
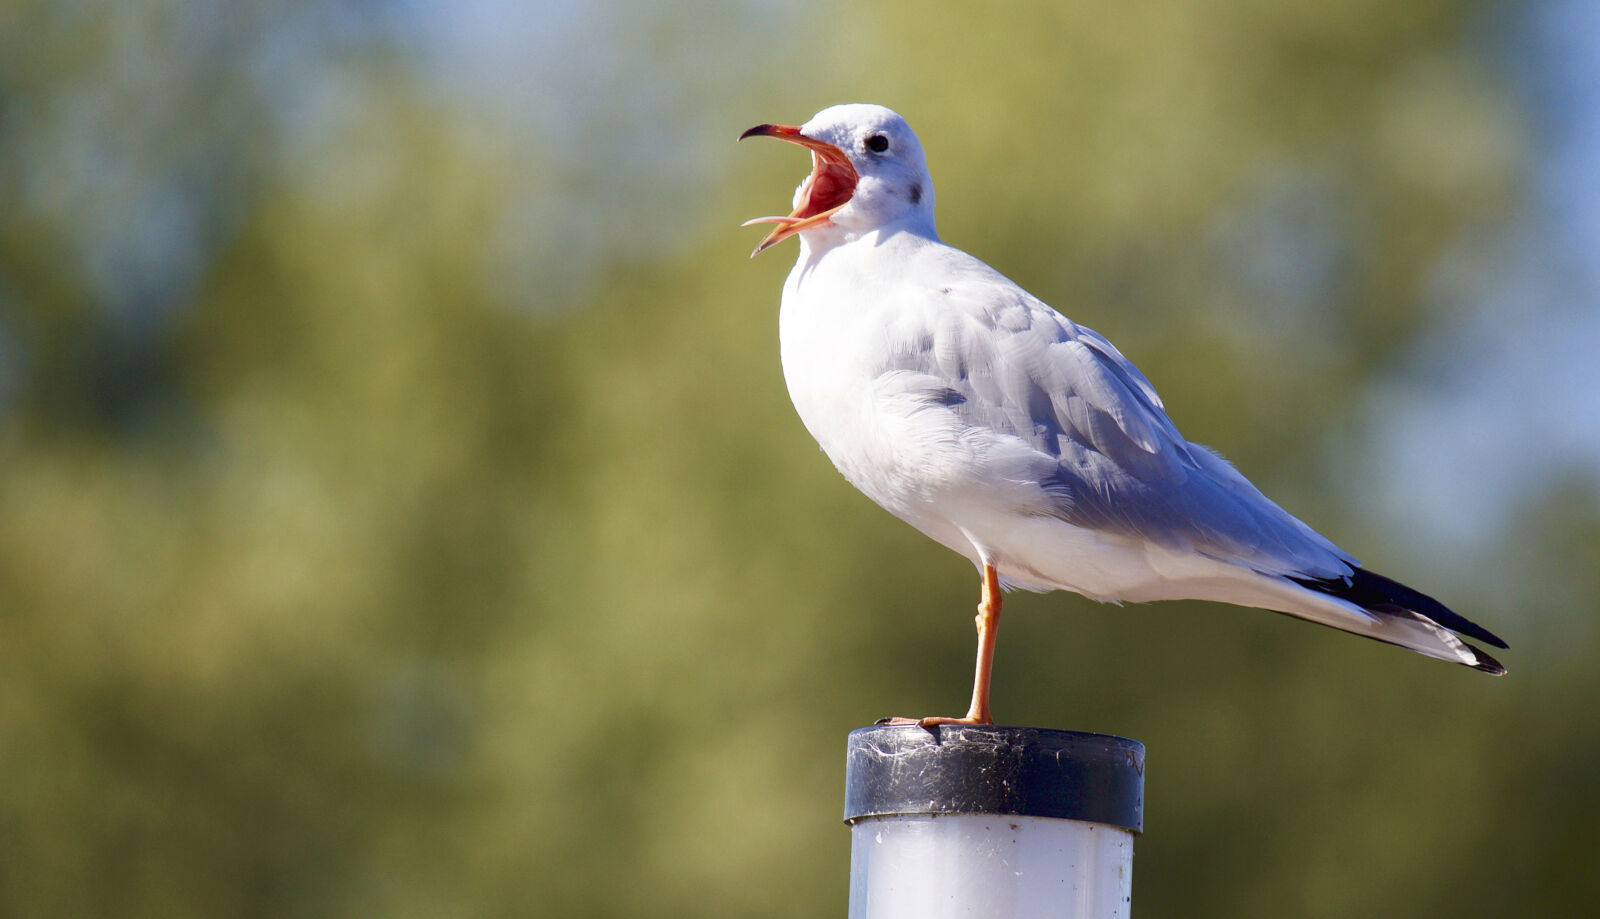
[{"x1": 738, "y1": 124, "x2": 771, "y2": 142}]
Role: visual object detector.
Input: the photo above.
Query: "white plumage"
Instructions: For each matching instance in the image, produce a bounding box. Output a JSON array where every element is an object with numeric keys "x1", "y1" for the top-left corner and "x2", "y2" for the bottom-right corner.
[{"x1": 742, "y1": 104, "x2": 1504, "y2": 724}]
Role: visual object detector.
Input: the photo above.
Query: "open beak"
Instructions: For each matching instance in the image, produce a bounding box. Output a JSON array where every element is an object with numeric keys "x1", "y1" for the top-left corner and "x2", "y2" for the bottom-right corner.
[{"x1": 739, "y1": 123, "x2": 858, "y2": 257}]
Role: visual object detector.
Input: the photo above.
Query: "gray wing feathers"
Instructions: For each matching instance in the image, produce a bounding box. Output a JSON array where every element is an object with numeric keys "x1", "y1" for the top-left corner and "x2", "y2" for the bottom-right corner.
[{"x1": 894, "y1": 284, "x2": 1353, "y2": 580}]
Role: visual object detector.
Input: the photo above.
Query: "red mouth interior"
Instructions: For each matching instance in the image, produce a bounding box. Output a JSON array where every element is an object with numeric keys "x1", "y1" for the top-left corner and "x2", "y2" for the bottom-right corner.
[
  {"x1": 795, "y1": 151, "x2": 857, "y2": 219},
  {"x1": 741, "y1": 126, "x2": 860, "y2": 254}
]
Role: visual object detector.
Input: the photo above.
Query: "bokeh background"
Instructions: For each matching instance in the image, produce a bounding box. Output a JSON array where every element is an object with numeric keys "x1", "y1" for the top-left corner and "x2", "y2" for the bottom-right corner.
[{"x1": 2, "y1": 0, "x2": 1598, "y2": 916}]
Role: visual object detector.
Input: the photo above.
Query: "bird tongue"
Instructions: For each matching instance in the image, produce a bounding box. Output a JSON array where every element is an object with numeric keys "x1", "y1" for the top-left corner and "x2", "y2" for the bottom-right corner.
[{"x1": 739, "y1": 123, "x2": 858, "y2": 255}]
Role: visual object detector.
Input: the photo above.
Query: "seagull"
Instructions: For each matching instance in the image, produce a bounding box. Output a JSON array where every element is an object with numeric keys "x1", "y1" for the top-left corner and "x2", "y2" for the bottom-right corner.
[{"x1": 740, "y1": 103, "x2": 1506, "y2": 727}]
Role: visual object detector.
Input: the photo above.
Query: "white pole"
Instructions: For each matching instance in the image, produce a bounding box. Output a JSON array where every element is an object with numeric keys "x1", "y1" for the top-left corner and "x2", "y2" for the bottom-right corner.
[{"x1": 845, "y1": 725, "x2": 1145, "y2": 919}]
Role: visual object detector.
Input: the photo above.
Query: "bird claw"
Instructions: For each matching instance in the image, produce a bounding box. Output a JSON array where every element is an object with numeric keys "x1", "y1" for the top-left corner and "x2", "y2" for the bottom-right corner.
[{"x1": 875, "y1": 715, "x2": 993, "y2": 732}]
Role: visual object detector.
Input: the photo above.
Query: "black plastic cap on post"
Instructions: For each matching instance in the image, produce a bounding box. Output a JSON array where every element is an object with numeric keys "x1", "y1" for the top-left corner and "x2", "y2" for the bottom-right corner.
[{"x1": 844, "y1": 724, "x2": 1145, "y2": 834}]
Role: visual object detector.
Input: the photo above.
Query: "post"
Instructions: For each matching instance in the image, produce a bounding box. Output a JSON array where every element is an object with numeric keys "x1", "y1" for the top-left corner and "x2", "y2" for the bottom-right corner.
[{"x1": 844, "y1": 724, "x2": 1145, "y2": 919}]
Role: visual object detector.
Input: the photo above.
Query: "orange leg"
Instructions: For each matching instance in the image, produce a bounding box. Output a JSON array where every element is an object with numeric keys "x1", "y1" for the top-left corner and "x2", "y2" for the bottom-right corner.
[{"x1": 881, "y1": 563, "x2": 1002, "y2": 728}]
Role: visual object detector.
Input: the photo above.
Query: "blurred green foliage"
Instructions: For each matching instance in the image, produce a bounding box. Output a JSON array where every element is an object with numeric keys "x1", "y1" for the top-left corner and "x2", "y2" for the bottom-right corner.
[{"x1": 0, "y1": 1, "x2": 1595, "y2": 917}]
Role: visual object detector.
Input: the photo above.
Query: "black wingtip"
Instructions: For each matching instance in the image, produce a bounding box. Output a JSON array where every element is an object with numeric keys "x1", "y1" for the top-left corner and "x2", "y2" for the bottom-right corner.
[
  {"x1": 1291, "y1": 568, "x2": 1509, "y2": 651},
  {"x1": 1467, "y1": 645, "x2": 1507, "y2": 676}
]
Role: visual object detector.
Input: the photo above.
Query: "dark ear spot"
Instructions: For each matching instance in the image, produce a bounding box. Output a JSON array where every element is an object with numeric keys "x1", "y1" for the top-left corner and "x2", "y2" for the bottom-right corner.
[{"x1": 909, "y1": 182, "x2": 923, "y2": 205}]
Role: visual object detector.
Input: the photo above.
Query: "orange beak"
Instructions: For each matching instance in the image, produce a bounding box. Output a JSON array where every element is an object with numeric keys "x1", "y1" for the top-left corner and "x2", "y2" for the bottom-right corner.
[{"x1": 739, "y1": 123, "x2": 858, "y2": 257}]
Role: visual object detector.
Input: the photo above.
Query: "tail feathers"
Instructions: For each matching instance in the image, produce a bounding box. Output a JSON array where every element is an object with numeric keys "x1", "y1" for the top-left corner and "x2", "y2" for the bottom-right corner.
[{"x1": 1290, "y1": 568, "x2": 1508, "y2": 675}]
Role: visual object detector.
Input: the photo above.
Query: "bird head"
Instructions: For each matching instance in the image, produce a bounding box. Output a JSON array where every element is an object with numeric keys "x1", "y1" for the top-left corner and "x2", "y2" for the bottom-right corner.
[{"x1": 740, "y1": 104, "x2": 935, "y2": 256}]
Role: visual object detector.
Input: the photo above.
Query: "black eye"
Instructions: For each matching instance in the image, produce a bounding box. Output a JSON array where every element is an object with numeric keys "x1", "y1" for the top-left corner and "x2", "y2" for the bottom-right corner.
[{"x1": 865, "y1": 133, "x2": 889, "y2": 153}]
